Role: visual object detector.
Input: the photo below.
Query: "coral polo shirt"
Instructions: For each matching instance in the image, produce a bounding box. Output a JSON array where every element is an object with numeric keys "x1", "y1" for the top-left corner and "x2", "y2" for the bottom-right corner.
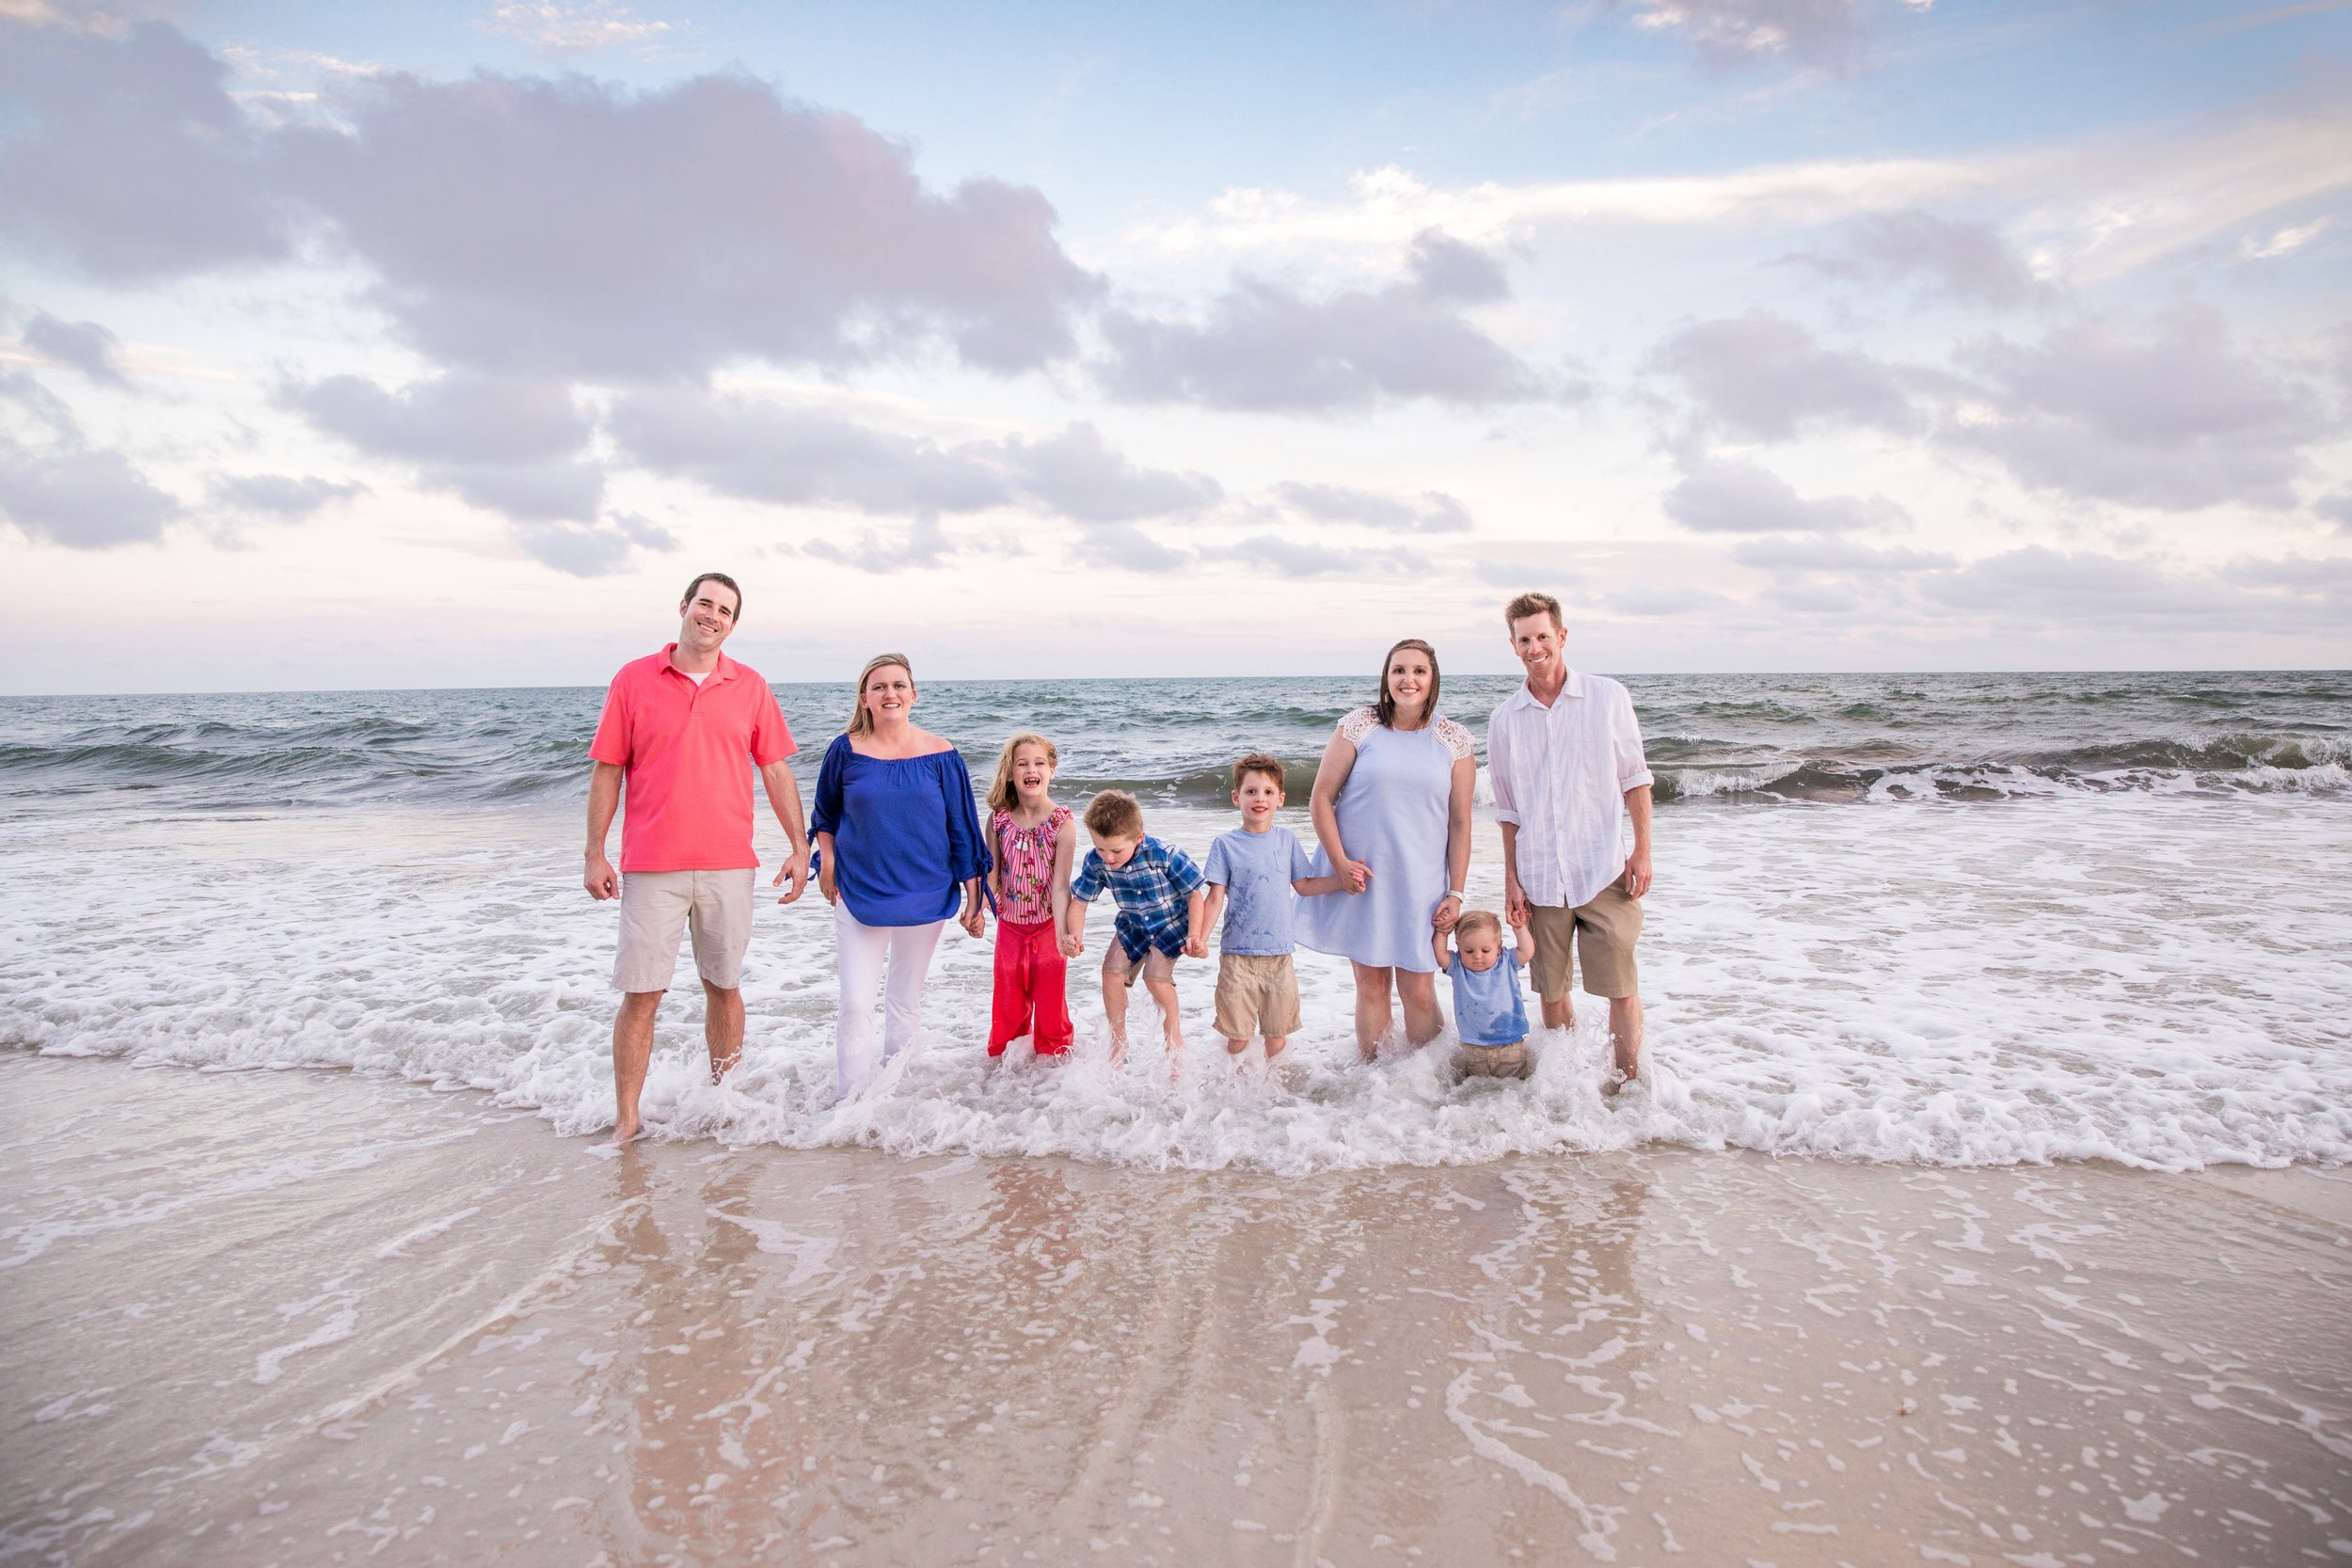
[{"x1": 589, "y1": 646, "x2": 797, "y2": 872}]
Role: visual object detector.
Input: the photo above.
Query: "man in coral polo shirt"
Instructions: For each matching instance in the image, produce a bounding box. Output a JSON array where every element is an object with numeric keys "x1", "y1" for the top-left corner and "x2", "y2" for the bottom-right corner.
[{"x1": 585, "y1": 572, "x2": 810, "y2": 1143}]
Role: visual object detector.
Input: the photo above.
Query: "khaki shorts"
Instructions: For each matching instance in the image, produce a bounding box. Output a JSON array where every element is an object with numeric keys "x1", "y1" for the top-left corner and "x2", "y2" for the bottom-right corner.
[
  {"x1": 1455, "y1": 1041, "x2": 1532, "y2": 1082},
  {"x1": 612, "y1": 868, "x2": 755, "y2": 992},
  {"x1": 1103, "y1": 941, "x2": 1176, "y2": 990},
  {"x1": 1214, "y1": 953, "x2": 1301, "y2": 1040},
  {"x1": 1525, "y1": 882, "x2": 1643, "y2": 1000}
]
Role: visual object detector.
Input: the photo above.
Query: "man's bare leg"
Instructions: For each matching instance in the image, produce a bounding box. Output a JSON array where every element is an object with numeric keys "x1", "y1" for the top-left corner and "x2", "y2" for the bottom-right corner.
[
  {"x1": 1397, "y1": 970, "x2": 1442, "y2": 1046},
  {"x1": 611, "y1": 990, "x2": 663, "y2": 1143},
  {"x1": 701, "y1": 980, "x2": 744, "y2": 1081},
  {"x1": 1351, "y1": 962, "x2": 1394, "y2": 1061},
  {"x1": 1541, "y1": 994, "x2": 1579, "y2": 1031},
  {"x1": 1604, "y1": 993, "x2": 1645, "y2": 1094}
]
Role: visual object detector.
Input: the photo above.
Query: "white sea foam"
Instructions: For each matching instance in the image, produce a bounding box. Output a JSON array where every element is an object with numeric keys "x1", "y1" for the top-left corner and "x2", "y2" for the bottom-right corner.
[{"x1": 2, "y1": 795, "x2": 2347, "y2": 1175}]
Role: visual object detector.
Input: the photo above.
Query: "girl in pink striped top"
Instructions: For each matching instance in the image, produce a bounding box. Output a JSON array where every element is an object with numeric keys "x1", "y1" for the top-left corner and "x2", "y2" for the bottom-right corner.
[{"x1": 984, "y1": 732, "x2": 1077, "y2": 1056}]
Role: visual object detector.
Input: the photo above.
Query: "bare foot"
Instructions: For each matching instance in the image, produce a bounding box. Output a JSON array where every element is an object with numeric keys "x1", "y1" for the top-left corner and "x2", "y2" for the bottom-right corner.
[
  {"x1": 611, "y1": 1114, "x2": 643, "y2": 1145},
  {"x1": 1108, "y1": 1036, "x2": 1128, "y2": 1068}
]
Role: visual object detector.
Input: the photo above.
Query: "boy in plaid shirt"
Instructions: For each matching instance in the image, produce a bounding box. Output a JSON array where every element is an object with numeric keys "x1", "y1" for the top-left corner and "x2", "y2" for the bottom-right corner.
[{"x1": 1064, "y1": 790, "x2": 1207, "y2": 1065}]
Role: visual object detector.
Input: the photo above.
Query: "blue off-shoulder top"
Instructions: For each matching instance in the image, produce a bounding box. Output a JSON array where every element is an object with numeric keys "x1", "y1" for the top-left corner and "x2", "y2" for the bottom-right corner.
[{"x1": 808, "y1": 734, "x2": 993, "y2": 927}]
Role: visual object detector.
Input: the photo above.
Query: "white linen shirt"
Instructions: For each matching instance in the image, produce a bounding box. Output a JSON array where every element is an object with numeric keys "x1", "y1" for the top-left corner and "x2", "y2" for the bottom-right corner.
[{"x1": 1487, "y1": 669, "x2": 1654, "y2": 910}]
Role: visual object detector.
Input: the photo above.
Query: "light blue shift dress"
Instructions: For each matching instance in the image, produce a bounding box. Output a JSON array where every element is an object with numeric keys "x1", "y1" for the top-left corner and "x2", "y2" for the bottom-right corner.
[{"x1": 1296, "y1": 706, "x2": 1475, "y2": 974}]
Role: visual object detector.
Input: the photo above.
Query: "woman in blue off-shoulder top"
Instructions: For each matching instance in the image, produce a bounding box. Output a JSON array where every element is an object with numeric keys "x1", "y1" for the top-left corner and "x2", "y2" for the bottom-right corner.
[{"x1": 809, "y1": 653, "x2": 991, "y2": 1101}]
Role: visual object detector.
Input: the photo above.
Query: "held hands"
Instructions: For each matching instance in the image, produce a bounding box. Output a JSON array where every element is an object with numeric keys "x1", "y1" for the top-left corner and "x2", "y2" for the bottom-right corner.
[
  {"x1": 961, "y1": 904, "x2": 988, "y2": 941},
  {"x1": 584, "y1": 852, "x2": 619, "y2": 900},
  {"x1": 1621, "y1": 846, "x2": 1654, "y2": 898},
  {"x1": 771, "y1": 847, "x2": 810, "y2": 905},
  {"x1": 1339, "y1": 856, "x2": 1373, "y2": 895},
  {"x1": 1184, "y1": 934, "x2": 1207, "y2": 958},
  {"x1": 1059, "y1": 928, "x2": 1084, "y2": 958},
  {"x1": 1433, "y1": 892, "x2": 1463, "y2": 934},
  {"x1": 1503, "y1": 878, "x2": 1530, "y2": 928}
]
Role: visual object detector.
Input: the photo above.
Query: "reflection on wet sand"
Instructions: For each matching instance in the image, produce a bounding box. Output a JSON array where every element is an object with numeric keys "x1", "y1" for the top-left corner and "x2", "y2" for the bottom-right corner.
[{"x1": 4, "y1": 1056, "x2": 2348, "y2": 1567}]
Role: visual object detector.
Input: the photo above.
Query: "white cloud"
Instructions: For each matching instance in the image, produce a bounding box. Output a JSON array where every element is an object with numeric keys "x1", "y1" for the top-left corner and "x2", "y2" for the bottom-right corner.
[
  {"x1": 1662, "y1": 461, "x2": 1907, "y2": 533},
  {"x1": 476, "y1": 3, "x2": 673, "y2": 54}
]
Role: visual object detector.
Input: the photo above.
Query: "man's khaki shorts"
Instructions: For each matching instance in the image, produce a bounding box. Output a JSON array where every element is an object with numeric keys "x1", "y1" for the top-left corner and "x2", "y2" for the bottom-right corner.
[
  {"x1": 1525, "y1": 881, "x2": 1643, "y2": 1001},
  {"x1": 1455, "y1": 1040, "x2": 1532, "y2": 1082},
  {"x1": 612, "y1": 868, "x2": 755, "y2": 992},
  {"x1": 1214, "y1": 953, "x2": 1302, "y2": 1040}
]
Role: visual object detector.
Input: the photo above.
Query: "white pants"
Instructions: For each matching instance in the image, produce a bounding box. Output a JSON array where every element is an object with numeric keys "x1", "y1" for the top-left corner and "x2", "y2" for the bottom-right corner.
[{"x1": 834, "y1": 904, "x2": 946, "y2": 1100}]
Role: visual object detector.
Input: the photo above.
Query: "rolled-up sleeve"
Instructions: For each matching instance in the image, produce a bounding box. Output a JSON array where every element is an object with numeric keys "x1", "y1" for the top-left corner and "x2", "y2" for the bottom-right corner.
[
  {"x1": 1612, "y1": 691, "x2": 1654, "y2": 792},
  {"x1": 1487, "y1": 706, "x2": 1522, "y2": 827}
]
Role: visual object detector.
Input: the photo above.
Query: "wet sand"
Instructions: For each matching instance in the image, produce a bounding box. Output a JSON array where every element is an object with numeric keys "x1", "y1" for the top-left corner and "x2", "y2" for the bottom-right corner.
[{"x1": 4, "y1": 1051, "x2": 2348, "y2": 1566}]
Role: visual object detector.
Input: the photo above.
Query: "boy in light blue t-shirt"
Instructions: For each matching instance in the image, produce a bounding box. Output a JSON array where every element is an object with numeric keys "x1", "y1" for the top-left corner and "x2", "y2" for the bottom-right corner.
[
  {"x1": 1432, "y1": 907, "x2": 1535, "y2": 1084},
  {"x1": 1200, "y1": 753, "x2": 1345, "y2": 1062}
]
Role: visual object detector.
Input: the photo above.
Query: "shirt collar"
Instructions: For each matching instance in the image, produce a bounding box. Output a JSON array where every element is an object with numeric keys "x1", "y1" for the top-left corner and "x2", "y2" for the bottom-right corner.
[
  {"x1": 1508, "y1": 666, "x2": 1585, "y2": 710},
  {"x1": 660, "y1": 643, "x2": 736, "y2": 685}
]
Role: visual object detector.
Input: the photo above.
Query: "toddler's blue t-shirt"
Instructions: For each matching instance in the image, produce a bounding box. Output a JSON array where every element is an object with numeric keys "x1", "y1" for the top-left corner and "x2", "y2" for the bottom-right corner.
[
  {"x1": 1445, "y1": 947, "x2": 1531, "y2": 1047},
  {"x1": 1201, "y1": 825, "x2": 1314, "y2": 956}
]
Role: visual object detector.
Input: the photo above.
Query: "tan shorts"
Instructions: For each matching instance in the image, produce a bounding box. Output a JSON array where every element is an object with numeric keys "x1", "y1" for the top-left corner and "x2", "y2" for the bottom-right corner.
[
  {"x1": 1103, "y1": 941, "x2": 1176, "y2": 990},
  {"x1": 612, "y1": 868, "x2": 755, "y2": 992},
  {"x1": 1525, "y1": 882, "x2": 1643, "y2": 1000},
  {"x1": 1214, "y1": 953, "x2": 1301, "y2": 1040},
  {"x1": 1455, "y1": 1041, "x2": 1532, "y2": 1081}
]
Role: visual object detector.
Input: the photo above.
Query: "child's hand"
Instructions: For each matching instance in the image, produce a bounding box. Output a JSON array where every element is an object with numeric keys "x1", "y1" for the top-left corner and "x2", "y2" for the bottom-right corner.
[
  {"x1": 1341, "y1": 857, "x2": 1372, "y2": 894},
  {"x1": 1060, "y1": 932, "x2": 1083, "y2": 958},
  {"x1": 1184, "y1": 935, "x2": 1207, "y2": 958},
  {"x1": 961, "y1": 907, "x2": 987, "y2": 940}
]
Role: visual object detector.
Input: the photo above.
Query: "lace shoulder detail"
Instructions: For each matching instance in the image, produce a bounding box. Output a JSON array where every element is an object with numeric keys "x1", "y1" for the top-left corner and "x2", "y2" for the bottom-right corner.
[
  {"x1": 1434, "y1": 716, "x2": 1476, "y2": 761},
  {"x1": 1335, "y1": 706, "x2": 1379, "y2": 745}
]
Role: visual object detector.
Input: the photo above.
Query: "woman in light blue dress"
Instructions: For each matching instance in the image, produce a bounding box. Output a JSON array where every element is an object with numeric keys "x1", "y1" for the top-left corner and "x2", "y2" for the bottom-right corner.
[{"x1": 1297, "y1": 638, "x2": 1477, "y2": 1059}]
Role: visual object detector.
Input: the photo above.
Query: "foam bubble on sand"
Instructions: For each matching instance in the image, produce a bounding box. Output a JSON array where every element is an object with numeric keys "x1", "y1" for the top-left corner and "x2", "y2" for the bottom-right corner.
[{"x1": 2, "y1": 796, "x2": 2347, "y2": 1175}]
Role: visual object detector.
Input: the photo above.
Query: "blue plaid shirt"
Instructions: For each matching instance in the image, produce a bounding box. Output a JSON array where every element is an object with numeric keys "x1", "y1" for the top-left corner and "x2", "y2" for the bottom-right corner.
[{"x1": 1072, "y1": 835, "x2": 1204, "y2": 942}]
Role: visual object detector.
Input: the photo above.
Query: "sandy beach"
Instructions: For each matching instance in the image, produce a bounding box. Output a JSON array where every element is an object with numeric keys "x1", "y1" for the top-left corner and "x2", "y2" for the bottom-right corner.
[{"x1": 6, "y1": 1051, "x2": 2346, "y2": 1567}]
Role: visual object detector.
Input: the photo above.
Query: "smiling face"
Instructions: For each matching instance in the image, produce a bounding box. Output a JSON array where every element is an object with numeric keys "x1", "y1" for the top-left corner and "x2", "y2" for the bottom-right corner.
[
  {"x1": 1385, "y1": 647, "x2": 1434, "y2": 715},
  {"x1": 1509, "y1": 610, "x2": 1564, "y2": 679},
  {"x1": 1089, "y1": 830, "x2": 1141, "y2": 870},
  {"x1": 676, "y1": 579, "x2": 739, "y2": 657},
  {"x1": 1232, "y1": 768, "x2": 1283, "y2": 827},
  {"x1": 860, "y1": 662, "x2": 914, "y2": 726},
  {"x1": 1456, "y1": 927, "x2": 1503, "y2": 973},
  {"x1": 1010, "y1": 741, "x2": 1056, "y2": 802}
]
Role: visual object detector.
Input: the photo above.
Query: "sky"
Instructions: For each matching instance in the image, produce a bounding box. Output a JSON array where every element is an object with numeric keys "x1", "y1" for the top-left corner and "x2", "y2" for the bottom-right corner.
[{"x1": 1, "y1": 0, "x2": 2348, "y2": 693}]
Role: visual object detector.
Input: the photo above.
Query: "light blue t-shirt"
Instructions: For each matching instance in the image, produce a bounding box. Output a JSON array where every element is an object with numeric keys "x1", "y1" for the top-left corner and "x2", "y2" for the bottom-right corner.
[
  {"x1": 1445, "y1": 947, "x2": 1531, "y2": 1047},
  {"x1": 1201, "y1": 825, "x2": 1315, "y2": 956}
]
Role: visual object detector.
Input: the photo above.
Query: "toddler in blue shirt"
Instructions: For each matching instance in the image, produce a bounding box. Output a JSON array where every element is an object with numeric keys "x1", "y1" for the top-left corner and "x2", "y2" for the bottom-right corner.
[{"x1": 1433, "y1": 907, "x2": 1535, "y2": 1083}]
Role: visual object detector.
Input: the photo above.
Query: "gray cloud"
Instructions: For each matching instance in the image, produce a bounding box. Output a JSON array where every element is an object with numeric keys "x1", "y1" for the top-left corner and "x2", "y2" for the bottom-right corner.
[
  {"x1": 288, "y1": 370, "x2": 602, "y2": 521},
  {"x1": 0, "y1": 367, "x2": 179, "y2": 548},
  {"x1": 1000, "y1": 422, "x2": 1221, "y2": 524},
  {"x1": 2315, "y1": 490, "x2": 2352, "y2": 532},
  {"x1": 285, "y1": 69, "x2": 1099, "y2": 379},
  {"x1": 516, "y1": 512, "x2": 679, "y2": 578},
  {"x1": 1918, "y1": 546, "x2": 2269, "y2": 626},
  {"x1": 1099, "y1": 231, "x2": 1559, "y2": 412},
  {"x1": 1609, "y1": 585, "x2": 1732, "y2": 616},
  {"x1": 0, "y1": 19, "x2": 287, "y2": 281},
  {"x1": 1782, "y1": 210, "x2": 2046, "y2": 309},
  {"x1": 1622, "y1": 0, "x2": 1913, "y2": 67},
  {"x1": 1203, "y1": 534, "x2": 1423, "y2": 579},
  {"x1": 1070, "y1": 522, "x2": 1189, "y2": 575},
  {"x1": 1950, "y1": 304, "x2": 2331, "y2": 511},
  {"x1": 1662, "y1": 461, "x2": 1907, "y2": 533},
  {"x1": 1273, "y1": 481, "x2": 1473, "y2": 533},
  {"x1": 1732, "y1": 536, "x2": 1954, "y2": 572},
  {"x1": 1648, "y1": 309, "x2": 1921, "y2": 440},
  {"x1": 210, "y1": 472, "x2": 367, "y2": 517},
  {"x1": 23, "y1": 312, "x2": 132, "y2": 388}
]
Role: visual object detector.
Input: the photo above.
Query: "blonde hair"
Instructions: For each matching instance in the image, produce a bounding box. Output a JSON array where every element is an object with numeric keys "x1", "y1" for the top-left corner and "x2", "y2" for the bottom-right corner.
[
  {"x1": 986, "y1": 732, "x2": 1058, "y2": 814},
  {"x1": 847, "y1": 653, "x2": 913, "y2": 738},
  {"x1": 1454, "y1": 909, "x2": 1503, "y2": 942}
]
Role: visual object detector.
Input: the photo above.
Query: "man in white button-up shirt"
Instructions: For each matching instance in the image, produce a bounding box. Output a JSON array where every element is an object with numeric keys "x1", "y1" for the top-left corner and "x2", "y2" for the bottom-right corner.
[{"x1": 1487, "y1": 593, "x2": 1655, "y2": 1089}]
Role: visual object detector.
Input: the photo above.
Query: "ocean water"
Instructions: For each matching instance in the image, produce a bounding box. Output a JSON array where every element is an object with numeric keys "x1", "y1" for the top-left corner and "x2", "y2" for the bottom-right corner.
[{"x1": 1, "y1": 671, "x2": 2347, "y2": 1174}]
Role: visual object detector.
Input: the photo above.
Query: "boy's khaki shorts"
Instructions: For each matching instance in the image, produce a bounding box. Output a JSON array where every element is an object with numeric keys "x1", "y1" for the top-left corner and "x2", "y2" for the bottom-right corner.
[
  {"x1": 1214, "y1": 953, "x2": 1301, "y2": 1040},
  {"x1": 1525, "y1": 882, "x2": 1643, "y2": 1001},
  {"x1": 612, "y1": 868, "x2": 755, "y2": 992},
  {"x1": 1455, "y1": 1041, "x2": 1532, "y2": 1082}
]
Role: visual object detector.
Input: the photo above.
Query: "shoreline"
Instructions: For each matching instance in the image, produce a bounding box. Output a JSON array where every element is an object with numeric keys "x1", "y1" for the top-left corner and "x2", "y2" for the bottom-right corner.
[{"x1": 6, "y1": 1051, "x2": 2347, "y2": 1567}]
